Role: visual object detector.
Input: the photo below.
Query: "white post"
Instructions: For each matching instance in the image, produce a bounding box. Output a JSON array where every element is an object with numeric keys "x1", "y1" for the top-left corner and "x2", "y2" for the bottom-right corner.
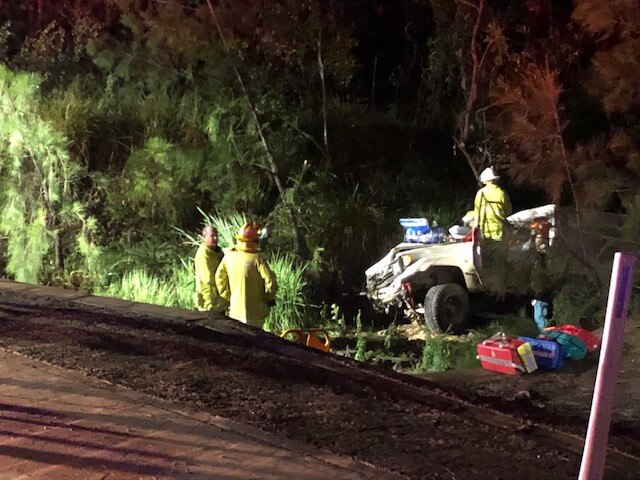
[{"x1": 578, "y1": 252, "x2": 637, "y2": 480}]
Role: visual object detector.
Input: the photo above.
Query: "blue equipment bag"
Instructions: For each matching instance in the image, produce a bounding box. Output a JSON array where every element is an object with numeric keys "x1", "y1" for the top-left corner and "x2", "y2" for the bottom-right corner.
[{"x1": 518, "y1": 336, "x2": 564, "y2": 370}]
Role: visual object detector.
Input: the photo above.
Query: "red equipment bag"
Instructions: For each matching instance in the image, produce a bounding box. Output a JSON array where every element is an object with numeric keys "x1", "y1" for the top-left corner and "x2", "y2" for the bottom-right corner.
[
  {"x1": 544, "y1": 324, "x2": 600, "y2": 352},
  {"x1": 476, "y1": 334, "x2": 526, "y2": 375}
]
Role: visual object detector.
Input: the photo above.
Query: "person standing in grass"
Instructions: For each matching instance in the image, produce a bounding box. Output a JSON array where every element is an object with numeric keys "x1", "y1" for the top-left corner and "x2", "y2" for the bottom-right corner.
[
  {"x1": 474, "y1": 167, "x2": 512, "y2": 290},
  {"x1": 194, "y1": 225, "x2": 228, "y2": 314},
  {"x1": 215, "y1": 222, "x2": 277, "y2": 329},
  {"x1": 474, "y1": 166, "x2": 512, "y2": 241}
]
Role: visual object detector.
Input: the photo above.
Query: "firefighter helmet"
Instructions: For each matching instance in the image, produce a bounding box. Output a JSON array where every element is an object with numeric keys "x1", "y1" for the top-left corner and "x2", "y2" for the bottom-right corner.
[
  {"x1": 479, "y1": 167, "x2": 500, "y2": 183},
  {"x1": 236, "y1": 222, "x2": 260, "y2": 242}
]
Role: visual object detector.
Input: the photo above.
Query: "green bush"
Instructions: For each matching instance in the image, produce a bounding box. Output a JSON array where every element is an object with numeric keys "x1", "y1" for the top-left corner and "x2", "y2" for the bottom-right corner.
[
  {"x1": 417, "y1": 336, "x2": 462, "y2": 372},
  {"x1": 263, "y1": 252, "x2": 310, "y2": 335}
]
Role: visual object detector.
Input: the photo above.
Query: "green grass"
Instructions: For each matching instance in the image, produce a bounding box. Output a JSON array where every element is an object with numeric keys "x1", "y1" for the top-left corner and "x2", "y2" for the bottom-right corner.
[
  {"x1": 313, "y1": 305, "x2": 543, "y2": 373},
  {"x1": 414, "y1": 312, "x2": 540, "y2": 373},
  {"x1": 263, "y1": 252, "x2": 310, "y2": 335},
  {"x1": 97, "y1": 268, "x2": 182, "y2": 307},
  {"x1": 170, "y1": 258, "x2": 196, "y2": 309},
  {"x1": 417, "y1": 335, "x2": 474, "y2": 372}
]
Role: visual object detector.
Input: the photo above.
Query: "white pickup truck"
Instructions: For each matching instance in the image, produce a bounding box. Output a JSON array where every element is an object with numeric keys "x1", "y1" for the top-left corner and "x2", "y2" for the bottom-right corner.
[{"x1": 364, "y1": 205, "x2": 559, "y2": 333}]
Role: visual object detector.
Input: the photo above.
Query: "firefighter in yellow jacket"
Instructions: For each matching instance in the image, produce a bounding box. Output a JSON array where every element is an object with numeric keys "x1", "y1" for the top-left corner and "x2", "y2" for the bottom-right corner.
[
  {"x1": 215, "y1": 223, "x2": 278, "y2": 328},
  {"x1": 194, "y1": 225, "x2": 228, "y2": 313},
  {"x1": 474, "y1": 167, "x2": 512, "y2": 241}
]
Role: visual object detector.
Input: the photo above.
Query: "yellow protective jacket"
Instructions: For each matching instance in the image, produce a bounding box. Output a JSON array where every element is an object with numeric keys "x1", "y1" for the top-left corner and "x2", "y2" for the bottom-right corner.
[
  {"x1": 194, "y1": 243, "x2": 228, "y2": 313},
  {"x1": 215, "y1": 242, "x2": 277, "y2": 328},
  {"x1": 474, "y1": 183, "x2": 512, "y2": 241}
]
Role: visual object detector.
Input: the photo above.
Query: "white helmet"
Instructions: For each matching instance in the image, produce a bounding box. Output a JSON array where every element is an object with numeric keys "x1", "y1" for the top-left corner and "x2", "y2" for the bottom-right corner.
[{"x1": 479, "y1": 167, "x2": 500, "y2": 183}]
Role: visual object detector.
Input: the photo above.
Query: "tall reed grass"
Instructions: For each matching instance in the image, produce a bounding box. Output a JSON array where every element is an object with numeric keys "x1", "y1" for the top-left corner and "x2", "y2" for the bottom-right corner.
[
  {"x1": 263, "y1": 252, "x2": 310, "y2": 335},
  {"x1": 97, "y1": 268, "x2": 181, "y2": 307}
]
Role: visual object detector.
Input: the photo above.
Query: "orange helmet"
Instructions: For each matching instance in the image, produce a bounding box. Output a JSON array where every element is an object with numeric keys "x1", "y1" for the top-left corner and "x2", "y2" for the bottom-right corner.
[{"x1": 236, "y1": 222, "x2": 260, "y2": 242}]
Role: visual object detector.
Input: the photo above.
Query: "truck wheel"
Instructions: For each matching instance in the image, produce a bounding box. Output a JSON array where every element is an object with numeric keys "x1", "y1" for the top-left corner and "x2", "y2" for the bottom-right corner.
[{"x1": 424, "y1": 283, "x2": 469, "y2": 334}]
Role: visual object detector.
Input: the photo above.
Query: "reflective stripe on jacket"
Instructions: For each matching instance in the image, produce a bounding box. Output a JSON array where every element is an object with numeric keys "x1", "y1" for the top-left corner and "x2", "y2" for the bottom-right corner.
[
  {"x1": 215, "y1": 242, "x2": 277, "y2": 328},
  {"x1": 194, "y1": 243, "x2": 227, "y2": 313},
  {"x1": 474, "y1": 183, "x2": 512, "y2": 241}
]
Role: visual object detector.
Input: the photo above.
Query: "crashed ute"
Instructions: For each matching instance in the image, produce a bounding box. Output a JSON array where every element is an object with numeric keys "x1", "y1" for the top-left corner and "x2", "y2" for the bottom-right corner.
[
  {"x1": 365, "y1": 231, "x2": 481, "y2": 334},
  {"x1": 365, "y1": 205, "x2": 559, "y2": 334}
]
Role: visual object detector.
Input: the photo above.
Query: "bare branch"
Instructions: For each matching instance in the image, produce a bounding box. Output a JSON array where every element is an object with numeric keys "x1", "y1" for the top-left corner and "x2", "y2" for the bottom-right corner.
[
  {"x1": 288, "y1": 121, "x2": 325, "y2": 155},
  {"x1": 477, "y1": 40, "x2": 494, "y2": 74},
  {"x1": 456, "y1": 0, "x2": 481, "y2": 13}
]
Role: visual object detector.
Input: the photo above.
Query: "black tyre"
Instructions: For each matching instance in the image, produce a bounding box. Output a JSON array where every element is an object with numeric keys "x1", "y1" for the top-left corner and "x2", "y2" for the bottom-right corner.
[{"x1": 424, "y1": 283, "x2": 469, "y2": 334}]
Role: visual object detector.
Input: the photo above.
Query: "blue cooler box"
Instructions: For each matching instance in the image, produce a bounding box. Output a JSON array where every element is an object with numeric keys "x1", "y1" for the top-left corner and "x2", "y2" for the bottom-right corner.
[
  {"x1": 518, "y1": 336, "x2": 564, "y2": 370},
  {"x1": 399, "y1": 218, "x2": 430, "y2": 243}
]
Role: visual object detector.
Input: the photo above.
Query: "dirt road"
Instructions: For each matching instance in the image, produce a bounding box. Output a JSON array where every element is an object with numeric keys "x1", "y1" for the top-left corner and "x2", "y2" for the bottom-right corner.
[
  {"x1": 0, "y1": 349, "x2": 398, "y2": 479},
  {"x1": 0, "y1": 279, "x2": 638, "y2": 479}
]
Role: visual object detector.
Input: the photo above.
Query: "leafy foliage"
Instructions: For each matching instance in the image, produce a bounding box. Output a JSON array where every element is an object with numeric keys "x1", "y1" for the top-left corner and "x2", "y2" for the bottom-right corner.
[
  {"x1": 573, "y1": 0, "x2": 640, "y2": 114},
  {"x1": 0, "y1": 65, "x2": 99, "y2": 283},
  {"x1": 491, "y1": 64, "x2": 571, "y2": 203}
]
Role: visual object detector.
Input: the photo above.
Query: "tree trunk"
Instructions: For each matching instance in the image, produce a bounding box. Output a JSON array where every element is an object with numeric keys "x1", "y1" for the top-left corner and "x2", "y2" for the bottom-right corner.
[
  {"x1": 317, "y1": 30, "x2": 330, "y2": 159},
  {"x1": 454, "y1": 0, "x2": 487, "y2": 181}
]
